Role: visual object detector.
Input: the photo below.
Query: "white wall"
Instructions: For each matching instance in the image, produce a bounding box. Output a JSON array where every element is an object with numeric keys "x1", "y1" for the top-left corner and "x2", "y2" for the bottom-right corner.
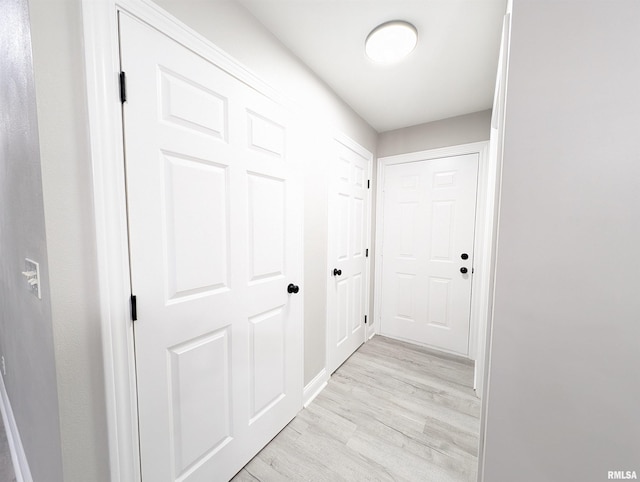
[
  {"x1": 482, "y1": 1, "x2": 640, "y2": 480},
  {"x1": 151, "y1": 0, "x2": 378, "y2": 385},
  {"x1": 29, "y1": 0, "x2": 111, "y2": 480},
  {"x1": 0, "y1": 1, "x2": 63, "y2": 480},
  {"x1": 377, "y1": 109, "x2": 491, "y2": 158}
]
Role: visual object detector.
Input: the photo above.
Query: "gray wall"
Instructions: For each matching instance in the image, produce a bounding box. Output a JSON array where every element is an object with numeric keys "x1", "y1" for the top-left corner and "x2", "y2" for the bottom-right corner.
[
  {"x1": 0, "y1": 0, "x2": 63, "y2": 480},
  {"x1": 28, "y1": 0, "x2": 110, "y2": 480},
  {"x1": 151, "y1": 0, "x2": 378, "y2": 385},
  {"x1": 377, "y1": 109, "x2": 491, "y2": 158},
  {"x1": 482, "y1": 1, "x2": 640, "y2": 480}
]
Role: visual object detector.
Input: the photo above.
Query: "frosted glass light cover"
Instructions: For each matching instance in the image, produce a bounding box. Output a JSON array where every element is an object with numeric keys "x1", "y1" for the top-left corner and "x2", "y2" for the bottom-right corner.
[{"x1": 365, "y1": 21, "x2": 418, "y2": 63}]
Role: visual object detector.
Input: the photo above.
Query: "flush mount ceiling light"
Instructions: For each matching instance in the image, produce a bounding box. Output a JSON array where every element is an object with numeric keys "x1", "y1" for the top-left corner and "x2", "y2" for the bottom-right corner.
[{"x1": 365, "y1": 20, "x2": 418, "y2": 63}]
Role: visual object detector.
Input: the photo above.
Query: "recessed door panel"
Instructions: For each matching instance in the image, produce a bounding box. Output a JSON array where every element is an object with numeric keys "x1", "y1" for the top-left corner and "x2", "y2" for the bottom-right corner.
[
  {"x1": 351, "y1": 274, "x2": 363, "y2": 332},
  {"x1": 168, "y1": 328, "x2": 232, "y2": 477},
  {"x1": 336, "y1": 279, "x2": 349, "y2": 345},
  {"x1": 249, "y1": 307, "x2": 285, "y2": 422},
  {"x1": 399, "y1": 202, "x2": 418, "y2": 259},
  {"x1": 430, "y1": 201, "x2": 454, "y2": 261},
  {"x1": 337, "y1": 193, "x2": 350, "y2": 261},
  {"x1": 163, "y1": 153, "x2": 229, "y2": 300},
  {"x1": 396, "y1": 273, "x2": 416, "y2": 322},
  {"x1": 352, "y1": 197, "x2": 364, "y2": 258},
  {"x1": 427, "y1": 277, "x2": 452, "y2": 328},
  {"x1": 247, "y1": 111, "x2": 285, "y2": 158},
  {"x1": 160, "y1": 68, "x2": 228, "y2": 141},
  {"x1": 248, "y1": 173, "x2": 285, "y2": 283}
]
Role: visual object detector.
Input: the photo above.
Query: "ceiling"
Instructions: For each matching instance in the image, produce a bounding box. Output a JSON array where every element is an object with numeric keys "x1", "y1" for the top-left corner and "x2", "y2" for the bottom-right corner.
[{"x1": 235, "y1": 0, "x2": 507, "y2": 133}]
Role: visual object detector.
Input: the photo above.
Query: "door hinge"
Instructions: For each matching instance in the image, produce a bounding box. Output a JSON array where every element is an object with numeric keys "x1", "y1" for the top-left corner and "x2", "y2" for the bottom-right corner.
[
  {"x1": 364, "y1": 315, "x2": 368, "y2": 324},
  {"x1": 366, "y1": 248, "x2": 369, "y2": 258},
  {"x1": 367, "y1": 180, "x2": 370, "y2": 189},
  {"x1": 119, "y1": 71, "x2": 127, "y2": 103},
  {"x1": 130, "y1": 294, "x2": 137, "y2": 321}
]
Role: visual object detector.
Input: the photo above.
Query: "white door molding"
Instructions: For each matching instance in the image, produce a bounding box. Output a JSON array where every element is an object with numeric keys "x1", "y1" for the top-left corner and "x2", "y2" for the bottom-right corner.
[
  {"x1": 373, "y1": 142, "x2": 490, "y2": 366},
  {"x1": 81, "y1": 1, "x2": 297, "y2": 480}
]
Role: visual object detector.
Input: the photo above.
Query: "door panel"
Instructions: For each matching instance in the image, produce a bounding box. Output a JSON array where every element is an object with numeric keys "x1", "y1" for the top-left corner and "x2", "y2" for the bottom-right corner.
[
  {"x1": 327, "y1": 139, "x2": 371, "y2": 374},
  {"x1": 380, "y1": 154, "x2": 478, "y2": 355},
  {"x1": 119, "y1": 13, "x2": 302, "y2": 481}
]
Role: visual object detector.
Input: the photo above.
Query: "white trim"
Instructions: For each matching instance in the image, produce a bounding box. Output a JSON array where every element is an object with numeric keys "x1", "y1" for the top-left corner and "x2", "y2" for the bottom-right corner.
[
  {"x1": 81, "y1": 1, "x2": 305, "y2": 480},
  {"x1": 0, "y1": 375, "x2": 33, "y2": 482},
  {"x1": 303, "y1": 369, "x2": 328, "y2": 408},
  {"x1": 81, "y1": 0, "x2": 140, "y2": 480},
  {"x1": 478, "y1": 3, "x2": 513, "y2": 480},
  {"x1": 373, "y1": 142, "x2": 491, "y2": 368},
  {"x1": 469, "y1": 142, "x2": 491, "y2": 363}
]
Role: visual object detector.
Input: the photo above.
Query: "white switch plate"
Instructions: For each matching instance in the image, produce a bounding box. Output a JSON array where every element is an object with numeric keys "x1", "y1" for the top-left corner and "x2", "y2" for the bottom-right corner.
[{"x1": 23, "y1": 258, "x2": 41, "y2": 299}]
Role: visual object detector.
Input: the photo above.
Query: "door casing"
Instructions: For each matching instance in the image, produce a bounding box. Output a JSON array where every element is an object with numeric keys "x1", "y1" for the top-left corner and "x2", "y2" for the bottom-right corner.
[{"x1": 374, "y1": 142, "x2": 491, "y2": 384}]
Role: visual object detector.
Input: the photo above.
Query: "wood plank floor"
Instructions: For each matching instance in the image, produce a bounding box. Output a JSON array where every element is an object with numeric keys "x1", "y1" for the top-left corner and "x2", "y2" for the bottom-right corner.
[{"x1": 232, "y1": 335, "x2": 480, "y2": 482}]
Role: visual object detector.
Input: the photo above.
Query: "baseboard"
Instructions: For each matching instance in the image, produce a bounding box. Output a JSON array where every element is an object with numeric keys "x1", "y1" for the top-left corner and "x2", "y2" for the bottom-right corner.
[
  {"x1": 0, "y1": 374, "x2": 32, "y2": 482},
  {"x1": 303, "y1": 368, "x2": 328, "y2": 408}
]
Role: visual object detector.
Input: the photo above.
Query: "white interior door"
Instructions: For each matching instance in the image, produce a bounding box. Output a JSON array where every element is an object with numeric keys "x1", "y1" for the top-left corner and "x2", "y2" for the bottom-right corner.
[
  {"x1": 380, "y1": 154, "x2": 478, "y2": 355},
  {"x1": 327, "y1": 138, "x2": 371, "y2": 374},
  {"x1": 119, "y1": 13, "x2": 303, "y2": 482}
]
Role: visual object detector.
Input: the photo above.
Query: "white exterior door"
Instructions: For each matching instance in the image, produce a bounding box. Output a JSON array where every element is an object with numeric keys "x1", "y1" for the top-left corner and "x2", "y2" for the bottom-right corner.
[
  {"x1": 120, "y1": 14, "x2": 303, "y2": 481},
  {"x1": 380, "y1": 154, "x2": 478, "y2": 355},
  {"x1": 327, "y1": 138, "x2": 371, "y2": 374}
]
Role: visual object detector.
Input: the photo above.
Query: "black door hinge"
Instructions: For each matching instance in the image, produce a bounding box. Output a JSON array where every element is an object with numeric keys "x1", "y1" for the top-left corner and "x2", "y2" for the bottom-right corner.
[
  {"x1": 366, "y1": 248, "x2": 369, "y2": 258},
  {"x1": 130, "y1": 294, "x2": 137, "y2": 321},
  {"x1": 119, "y1": 71, "x2": 127, "y2": 103},
  {"x1": 367, "y1": 180, "x2": 370, "y2": 189},
  {"x1": 364, "y1": 315, "x2": 368, "y2": 324}
]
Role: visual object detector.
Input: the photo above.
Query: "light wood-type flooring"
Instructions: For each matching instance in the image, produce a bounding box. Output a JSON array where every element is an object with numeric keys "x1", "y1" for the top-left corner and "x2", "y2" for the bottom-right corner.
[{"x1": 232, "y1": 335, "x2": 481, "y2": 482}]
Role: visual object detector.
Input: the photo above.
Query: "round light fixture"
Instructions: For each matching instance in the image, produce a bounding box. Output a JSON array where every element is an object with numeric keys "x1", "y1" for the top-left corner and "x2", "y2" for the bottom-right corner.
[{"x1": 365, "y1": 20, "x2": 418, "y2": 63}]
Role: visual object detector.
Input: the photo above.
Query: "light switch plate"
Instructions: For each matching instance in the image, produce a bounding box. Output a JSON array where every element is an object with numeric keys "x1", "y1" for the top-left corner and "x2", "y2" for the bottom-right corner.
[{"x1": 23, "y1": 258, "x2": 41, "y2": 299}]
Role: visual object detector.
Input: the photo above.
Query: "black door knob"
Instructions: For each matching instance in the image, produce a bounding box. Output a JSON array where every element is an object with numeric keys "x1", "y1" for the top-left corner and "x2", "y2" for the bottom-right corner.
[
  {"x1": 333, "y1": 268, "x2": 342, "y2": 276},
  {"x1": 287, "y1": 283, "x2": 300, "y2": 294},
  {"x1": 460, "y1": 267, "x2": 468, "y2": 274},
  {"x1": 461, "y1": 253, "x2": 469, "y2": 260}
]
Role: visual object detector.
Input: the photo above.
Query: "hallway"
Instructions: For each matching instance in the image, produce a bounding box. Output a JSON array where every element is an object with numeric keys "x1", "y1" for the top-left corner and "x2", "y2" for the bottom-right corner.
[{"x1": 233, "y1": 336, "x2": 480, "y2": 481}]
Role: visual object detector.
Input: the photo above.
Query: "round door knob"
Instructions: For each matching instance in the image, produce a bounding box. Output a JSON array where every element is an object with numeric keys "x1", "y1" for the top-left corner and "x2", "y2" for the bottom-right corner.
[
  {"x1": 461, "y1": 253, "x2": 469, "y2": 260},
  {"x1": 460, "y1": 267, "x2": 468, "y2": 274},
  {"x1": 333, "y1": 268, "x2": 342, "y2": 276},
  {"x1": 287, "y1": 283, "x2": 300, "y2": 294}
]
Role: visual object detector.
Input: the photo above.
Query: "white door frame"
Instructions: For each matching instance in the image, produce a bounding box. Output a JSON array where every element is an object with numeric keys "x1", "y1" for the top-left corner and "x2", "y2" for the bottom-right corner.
[
  {"x1": 81, "y1": 1, "x2": 296, "y2": 480},
  {"x1": 373, "y1": 142, "x2": 491, "y2": 376},
  {"x1": 325, "y1": 134, "x2": 373, "y2": 375}
]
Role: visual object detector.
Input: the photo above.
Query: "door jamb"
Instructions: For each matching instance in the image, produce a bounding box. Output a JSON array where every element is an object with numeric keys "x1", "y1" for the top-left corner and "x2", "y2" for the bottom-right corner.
[
  {"x1": 373, "y1": 142, "x2": 491, "y2": 370},
  {"x1": 82, "y1": 1, "x2": 296, "y2": 480}
]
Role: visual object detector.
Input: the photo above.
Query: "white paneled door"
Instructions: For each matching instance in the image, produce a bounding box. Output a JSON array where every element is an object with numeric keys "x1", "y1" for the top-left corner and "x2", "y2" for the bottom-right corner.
[
  {"x1": 119, "y1": 14, "x2": 302, "y2": 482},
  {"x1": 327, "y1": 139, "x2": 371, "y2": 374},
  {"x1": 380, "y1": 154, "x2": 478, "y2": 355}
]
